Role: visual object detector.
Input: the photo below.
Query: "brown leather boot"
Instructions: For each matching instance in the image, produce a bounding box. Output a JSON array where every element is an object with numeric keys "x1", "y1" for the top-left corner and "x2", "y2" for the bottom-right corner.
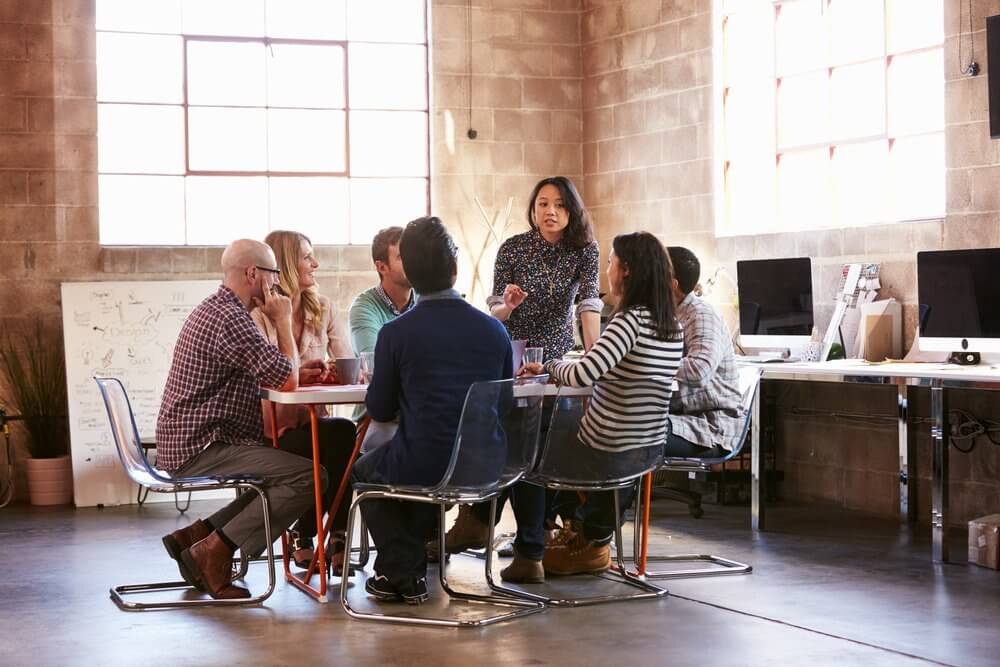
[
  {"x1": 181, "y1": 532, "x2": 251, "y2": 600},
  {"x1": 162, "y1": 519, "x2": 211, "y2": 590},
  {"x1": 444, "y1": 504, "x2": 491, "y2": 554},
  {"x1": 500, "y1": 549, "x2": 545, "y2": 584}
]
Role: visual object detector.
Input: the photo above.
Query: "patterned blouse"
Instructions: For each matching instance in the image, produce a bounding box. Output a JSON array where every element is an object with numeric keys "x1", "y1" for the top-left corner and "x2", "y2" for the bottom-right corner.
[{"x1": 487, "y1": 229, "x2": 602, "y2": 362}]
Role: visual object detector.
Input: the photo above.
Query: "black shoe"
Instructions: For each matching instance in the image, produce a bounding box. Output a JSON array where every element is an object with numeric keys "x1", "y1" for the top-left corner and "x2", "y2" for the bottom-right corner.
[
  {"x1": 364, "y1": 574, "x2": 429, "y2": 605},
  {"x1": 395, "y1": 576, "x2": 429, "y2": 605},
  {"x1": 365, "y1": 575, "x2": 401, "y2": 602}
]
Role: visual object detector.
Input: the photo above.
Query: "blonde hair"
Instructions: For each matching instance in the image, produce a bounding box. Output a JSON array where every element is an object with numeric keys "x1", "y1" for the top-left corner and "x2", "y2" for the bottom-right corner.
[{"x1": 263, "y1": 230, "x2": 323, "y2": 333}]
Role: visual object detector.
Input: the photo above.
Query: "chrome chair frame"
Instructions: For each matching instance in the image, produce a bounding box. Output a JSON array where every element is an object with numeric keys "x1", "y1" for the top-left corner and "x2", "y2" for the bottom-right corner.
[
  {"x1": 487, "y1": 383, "x2": 669, "y2": 607},
  {"x1": 136, "y1": 438, "x2": 192, "y2": 513},
  {"x1": 630, "y1": 366, "x2": 762, "y2": 579},
  {"x1": 340, "y1": 378, "x2": 547, "y2": 627},
  {"x1": 95, "y1": 377, "x2": 276, "y2": 611}
]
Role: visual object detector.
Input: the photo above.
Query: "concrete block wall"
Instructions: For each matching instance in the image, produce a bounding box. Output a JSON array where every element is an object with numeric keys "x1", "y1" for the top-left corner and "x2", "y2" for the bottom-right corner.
[
  {"x1": 1, "y1": 0, "x2": 997, "y2": 520},
  {"x1": 432, "y1": 0, "x2": 584, "y2": 304},
  {"x1": 581, "y1": 0, "x2": 715, "y2": 290}
]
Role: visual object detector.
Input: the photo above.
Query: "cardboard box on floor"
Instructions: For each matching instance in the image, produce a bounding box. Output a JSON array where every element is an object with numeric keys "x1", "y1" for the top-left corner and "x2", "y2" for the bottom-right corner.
[{"x1": 968, "y1": 514, "x2": 1000, "y2": 570}]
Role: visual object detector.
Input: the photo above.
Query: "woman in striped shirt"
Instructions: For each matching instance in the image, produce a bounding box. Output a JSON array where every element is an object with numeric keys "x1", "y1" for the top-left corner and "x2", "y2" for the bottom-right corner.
[{"x1": 521, "y1": 231, "x2": 684, "y2": 576}]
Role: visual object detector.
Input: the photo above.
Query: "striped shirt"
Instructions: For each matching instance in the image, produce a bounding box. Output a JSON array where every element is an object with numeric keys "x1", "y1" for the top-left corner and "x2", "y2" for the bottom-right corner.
[{"x1": 544, "y1": 307, "x2": 683, "y2": 452}]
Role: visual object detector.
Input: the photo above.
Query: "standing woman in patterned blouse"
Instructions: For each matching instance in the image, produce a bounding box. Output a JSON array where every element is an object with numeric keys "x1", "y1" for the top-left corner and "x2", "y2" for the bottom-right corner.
[
  {"x1": 440, "y1": 177, "x2": 602, "y2": 580},
  {"x1": 487, "y1": 176, "x2": 603, "y2": 359}
]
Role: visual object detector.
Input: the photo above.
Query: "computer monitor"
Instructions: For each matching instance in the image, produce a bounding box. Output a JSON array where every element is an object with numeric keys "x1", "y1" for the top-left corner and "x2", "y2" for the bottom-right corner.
[
  {"x1": 917, "y1": 248, "x2": 1000, "y2": 354},
  {"x1": 737, "y1": 257, "x2": 814, "y2": 350}
]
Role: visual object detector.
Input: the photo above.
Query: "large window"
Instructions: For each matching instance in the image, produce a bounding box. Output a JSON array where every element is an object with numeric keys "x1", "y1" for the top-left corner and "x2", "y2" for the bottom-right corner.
[
  {"x1": 96, "y1": 0, "x2": 430, "y2": 246},
  {"x1": 716, "y1": 0, "x2": 944, "y2": 236}
]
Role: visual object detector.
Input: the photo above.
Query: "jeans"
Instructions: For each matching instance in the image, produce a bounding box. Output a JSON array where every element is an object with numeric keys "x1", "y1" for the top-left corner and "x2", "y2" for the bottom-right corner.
[
  {"x1": 351, "y1": 446, "x2": 438, "y2": 579},
  {"x1": 577, "y1": 431, "x2": 718, "y2": 543}
]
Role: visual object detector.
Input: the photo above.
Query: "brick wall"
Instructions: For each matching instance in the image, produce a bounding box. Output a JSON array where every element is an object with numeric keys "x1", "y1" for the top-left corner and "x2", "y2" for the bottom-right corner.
[
  {"x1": 582, "y1": 0, "x2": 714, "y2": 290},
  {"x1": 1, "y1": 0, "x2": 997, "y2": 520},
  {"x1": 772, "y1": 0, "x2": 1000, "y2": 524},
  {"x1": 0, "y1": 0, "x2": 585, "y2": 500},
  {"x1": 433, "y1": 0, "x2": 583, "y2": 304}
]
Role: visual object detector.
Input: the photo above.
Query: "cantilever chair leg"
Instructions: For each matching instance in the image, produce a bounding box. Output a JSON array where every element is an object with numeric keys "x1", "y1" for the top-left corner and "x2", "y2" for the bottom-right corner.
[
  {"x1": 340, "y1": 493, "x2": 544, "y2": 627},
  {"x1": 110, "y1": 482, "x2": 277, "y2": 611},
  {"x1": 173, "y1": 491, "x2": 192, "y2": 514},
  {"x1": 629, "y1": 477, "x2": 751, "y2": 579},
  {"x1": 486, "y1": 489, "x2": 668, "y2": 607}
]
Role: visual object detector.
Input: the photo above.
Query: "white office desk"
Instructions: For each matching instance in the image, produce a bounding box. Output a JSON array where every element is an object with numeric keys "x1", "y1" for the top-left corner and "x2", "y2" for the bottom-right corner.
[{"x1": 745, "y1": 358, "x2": 1000, "y2": 563}]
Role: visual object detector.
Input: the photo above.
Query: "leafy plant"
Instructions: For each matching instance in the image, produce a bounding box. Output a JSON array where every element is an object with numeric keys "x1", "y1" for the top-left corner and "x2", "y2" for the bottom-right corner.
[{"x1": 0, "y1": 320, "x2": 69, "y2": 458}]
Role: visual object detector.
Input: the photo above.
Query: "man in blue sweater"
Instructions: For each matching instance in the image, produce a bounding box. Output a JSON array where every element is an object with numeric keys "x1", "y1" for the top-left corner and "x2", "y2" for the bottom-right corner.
[{"x1": 352, "y1": 216, "x2": 513, "y2": 604}]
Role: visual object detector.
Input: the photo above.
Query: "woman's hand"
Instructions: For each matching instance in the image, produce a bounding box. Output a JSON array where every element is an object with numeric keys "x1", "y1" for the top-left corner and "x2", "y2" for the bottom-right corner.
[
  {"x1": 517, "y1": 362, "x2": 545, "y2": 377},
  {"x1": 299, "y1": 359, "x2": 326, "y2": 385},
  {"x1": 319, "y1": 360, "x2": 339, "y2": 385},
  {"x1": 503, "y1": 284, "x2": 528, "y2": 310}
]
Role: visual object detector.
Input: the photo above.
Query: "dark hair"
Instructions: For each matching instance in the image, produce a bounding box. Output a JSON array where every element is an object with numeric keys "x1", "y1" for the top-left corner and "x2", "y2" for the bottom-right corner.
[
  {"x1": 612, "y1": 232, "x2": 681, "y2": 341},
  {"x1": 667, "y1": 246, "x2": 700, "y2": 295},
  {"x1": 526, "y1": 176, "x2": 594, "y2": 249},
  {"x1": 371, "y1": 226, "x2": 404, "y2": 266},
  {"x1": 399, "y1": 216, "x2": 457, "y2": 294}
]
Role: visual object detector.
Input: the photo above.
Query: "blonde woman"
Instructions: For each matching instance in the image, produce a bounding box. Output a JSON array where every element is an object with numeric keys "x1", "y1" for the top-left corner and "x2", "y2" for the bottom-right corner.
[{"x1": 252, "y1": 230, "x2": 356, "y2": 575}]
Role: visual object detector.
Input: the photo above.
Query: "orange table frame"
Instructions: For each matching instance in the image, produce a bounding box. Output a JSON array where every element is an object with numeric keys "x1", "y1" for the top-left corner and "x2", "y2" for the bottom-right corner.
[{"x1": 263, "y1": 385, "x2": 370, "y2": 603}]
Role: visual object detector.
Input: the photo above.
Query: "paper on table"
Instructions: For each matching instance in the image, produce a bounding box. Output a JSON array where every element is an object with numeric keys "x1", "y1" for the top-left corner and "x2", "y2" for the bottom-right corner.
[{"x1": 855, "y1": 299, "x2": 901, "y2": 362}]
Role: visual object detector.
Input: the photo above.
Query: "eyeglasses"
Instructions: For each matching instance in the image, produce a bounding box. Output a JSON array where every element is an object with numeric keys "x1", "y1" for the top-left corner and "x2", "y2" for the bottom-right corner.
[{"x1": 255, "y1": 265, "x2": 281, "y2": 277}]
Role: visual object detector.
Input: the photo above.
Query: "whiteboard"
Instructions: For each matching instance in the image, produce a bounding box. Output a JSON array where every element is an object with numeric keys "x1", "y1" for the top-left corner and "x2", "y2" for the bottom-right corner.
[{"x1": 61, "y1": 280, "x2": 225, "y2": 507}]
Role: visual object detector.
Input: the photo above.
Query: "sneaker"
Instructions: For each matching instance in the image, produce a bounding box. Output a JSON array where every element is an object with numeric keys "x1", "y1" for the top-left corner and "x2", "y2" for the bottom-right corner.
[
  {"x1": 395, "y1": 577, "x2": 430, "y2": 605},
  {"x1": 365, "y1": 575, "x2": 401, "y2": 602},
  {"x1": 499, "y1": 549, "x2": 545, "y2": 584},
  {"x1": 444, "y1": 504, "x2": 491, "y2": 553},
  {"x1": 364, "y1": 574, "x2": 430, "y2": 605},
  {"x1": 543, "y1": 534, "x2": 611, "y2": 576}
]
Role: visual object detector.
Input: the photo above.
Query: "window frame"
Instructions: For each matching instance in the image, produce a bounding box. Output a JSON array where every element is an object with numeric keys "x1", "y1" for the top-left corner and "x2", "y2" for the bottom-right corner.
[
  {"x1": 95, "y1": 3, "x2": 432, "y2": 247},
  {"x1": 714, "y1": 0, "x2": 944, "y2": 238}
]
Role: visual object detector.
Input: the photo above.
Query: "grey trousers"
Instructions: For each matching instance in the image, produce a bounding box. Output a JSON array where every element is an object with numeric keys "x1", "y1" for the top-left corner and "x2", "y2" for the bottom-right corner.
[{"x1": 176, "y1": 442, "x2": 328, "y2": 557}]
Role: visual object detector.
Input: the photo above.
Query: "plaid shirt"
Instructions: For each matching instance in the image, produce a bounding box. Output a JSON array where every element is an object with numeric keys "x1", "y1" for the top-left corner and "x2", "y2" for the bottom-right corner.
[
  {"x1": 669, "y1": 293, "x2": 745, "y2": 451},
  {"x1": 155, "y1": 286, "x2": 292, "y2": 472}
]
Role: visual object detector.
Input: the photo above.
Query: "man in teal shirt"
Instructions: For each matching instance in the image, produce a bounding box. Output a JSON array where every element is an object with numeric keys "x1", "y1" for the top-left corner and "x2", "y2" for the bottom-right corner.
[{"x1": 349, "y1": 226, "x2": 416, "y2": 355}]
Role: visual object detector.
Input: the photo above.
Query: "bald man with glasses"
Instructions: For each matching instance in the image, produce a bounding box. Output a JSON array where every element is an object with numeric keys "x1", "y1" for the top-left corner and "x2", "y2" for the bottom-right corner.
[{"x1": 155, "y1": 239, "x2": 326, "y2": 600}]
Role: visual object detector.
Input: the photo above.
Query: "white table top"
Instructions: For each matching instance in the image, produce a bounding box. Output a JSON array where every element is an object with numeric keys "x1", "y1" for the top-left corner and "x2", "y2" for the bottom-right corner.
[
  {"x1": 261, "y1": 382, "x2": 591, "y2": 405},
  {"x1": 740, "y1": 358, "x2": 1000, "y2": 388}
]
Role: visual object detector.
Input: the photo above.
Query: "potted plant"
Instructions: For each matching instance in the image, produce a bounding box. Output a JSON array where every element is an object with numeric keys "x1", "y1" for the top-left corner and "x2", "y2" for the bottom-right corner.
[{"x1": 0, "y1": 320, "x2": 72, "y2": 505}]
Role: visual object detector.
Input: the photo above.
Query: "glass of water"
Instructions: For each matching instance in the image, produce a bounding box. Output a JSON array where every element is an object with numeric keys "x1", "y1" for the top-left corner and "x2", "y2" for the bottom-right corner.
[{"x1": 359, "y1": 351, "x2": 375, "y2": 384}]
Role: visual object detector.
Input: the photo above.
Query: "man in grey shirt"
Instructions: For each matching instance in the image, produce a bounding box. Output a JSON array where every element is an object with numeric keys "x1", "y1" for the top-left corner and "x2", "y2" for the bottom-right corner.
[{"x1": 666, "y1": 247, "x2": 744, "y2": 456}]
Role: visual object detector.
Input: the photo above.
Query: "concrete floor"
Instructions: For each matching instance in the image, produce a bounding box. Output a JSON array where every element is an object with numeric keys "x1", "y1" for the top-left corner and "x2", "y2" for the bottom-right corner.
[{"x1": 0, "y1": 498, "x2": 996, "y2": 667}]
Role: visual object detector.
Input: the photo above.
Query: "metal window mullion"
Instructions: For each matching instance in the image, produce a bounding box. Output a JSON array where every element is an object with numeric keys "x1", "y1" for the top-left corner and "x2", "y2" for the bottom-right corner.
[
  {"x1": 343, "y1": 40, "x2": 353, "y2": 244},
  {"x1": 424, "y1": 0, "x2": 433, "y2": 218},
  {"x1": 182, "y1": 35, "x2": 190, "y2": 245},
  {"x1": 770, "y1": 1, "x2": 780, "y2": 232}
]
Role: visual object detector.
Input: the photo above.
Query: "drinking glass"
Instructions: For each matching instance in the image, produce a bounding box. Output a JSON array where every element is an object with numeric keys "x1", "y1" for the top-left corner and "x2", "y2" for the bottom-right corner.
[
  {"x1": 359, "y1": 351, "x2": 375, "y2": 384},
  {"x1": 524, "y1": 347, "x2": 543, "y2": 365}
]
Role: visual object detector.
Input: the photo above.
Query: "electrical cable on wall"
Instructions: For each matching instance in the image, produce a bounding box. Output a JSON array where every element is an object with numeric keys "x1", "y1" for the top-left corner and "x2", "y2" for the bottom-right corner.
[
  {"x1": 465, "y1": 0, "x2": 477, "y2": 139},
  {"x1": 787, "y1": 406, "x2": 1000, "y2": 454},
  {"x1": 959, "y1": 0, "x2": 980, "y2": 76}
]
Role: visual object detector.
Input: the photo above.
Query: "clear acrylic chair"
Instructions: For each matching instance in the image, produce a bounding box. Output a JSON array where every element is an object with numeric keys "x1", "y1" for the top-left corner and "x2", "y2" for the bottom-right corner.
[
  {"x1": 630, "y1": 366, "x2": 762, "y2": 579},
  {"x1": 95, "y1": 376, "x2": 276, "y2": 610},
  {"x1": 340, "y1": 377, "x2": 547, "y2": 628},
  {"x1": 487, "y1": 380, "x2": 669, "y2": 607}
]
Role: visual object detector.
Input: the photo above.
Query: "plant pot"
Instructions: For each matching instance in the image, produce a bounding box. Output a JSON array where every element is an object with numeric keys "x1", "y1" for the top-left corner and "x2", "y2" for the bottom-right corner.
[{"x1": 25, "y1": 455, "x2": 73, "y2": 506}]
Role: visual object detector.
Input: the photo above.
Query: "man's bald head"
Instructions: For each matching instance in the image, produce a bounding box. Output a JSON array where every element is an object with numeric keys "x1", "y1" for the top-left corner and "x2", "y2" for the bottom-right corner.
[
  {"x1": 220, "y1": 239, "x2": 279, "y2": 309},
  {"x1": 221, "y1": 239, "x2": 275, "y2": 276}
]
